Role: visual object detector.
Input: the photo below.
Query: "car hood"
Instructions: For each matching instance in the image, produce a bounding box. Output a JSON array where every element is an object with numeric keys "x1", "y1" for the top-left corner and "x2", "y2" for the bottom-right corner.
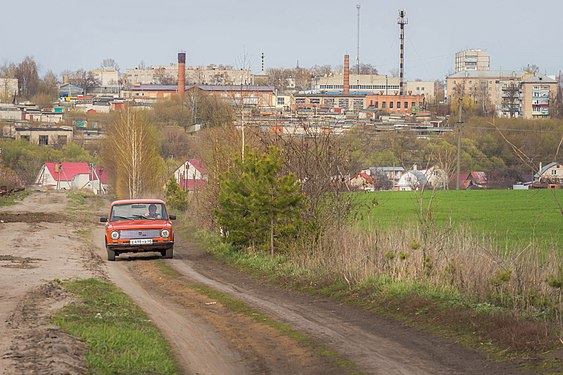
[{"x1": 108, "y1": 220, "x2": 172, "y2": 230}]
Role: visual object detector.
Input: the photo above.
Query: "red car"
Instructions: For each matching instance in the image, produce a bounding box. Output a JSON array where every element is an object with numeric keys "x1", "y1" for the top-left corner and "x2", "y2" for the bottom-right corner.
[{"x1": 100, "y1": 199, "x2": 175, "y2": 261}]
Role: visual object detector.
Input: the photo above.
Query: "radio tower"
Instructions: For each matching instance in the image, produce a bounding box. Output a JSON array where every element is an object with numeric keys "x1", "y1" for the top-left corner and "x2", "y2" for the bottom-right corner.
[
  {"x1": 356, "y1": 4, "x2": 361, "y2": 75},
  {"x1": 397, "y1": 10, "x2": 408, "y2": 96}
]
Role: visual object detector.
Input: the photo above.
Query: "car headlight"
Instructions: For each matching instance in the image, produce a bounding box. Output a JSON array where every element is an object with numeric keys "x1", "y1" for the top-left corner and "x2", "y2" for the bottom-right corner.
[
  {"x1": 110, "y1": 231, "x2": 120, "y2": 240},
  {"x1": 161, "y1": 229, "x2": 170, "y2": 238}
]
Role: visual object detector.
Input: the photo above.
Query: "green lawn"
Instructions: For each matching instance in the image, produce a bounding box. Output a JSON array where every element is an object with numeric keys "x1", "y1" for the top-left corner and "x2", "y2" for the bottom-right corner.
[{"x1": 354, "y1": 189, "x2": 562, "y2": 253}]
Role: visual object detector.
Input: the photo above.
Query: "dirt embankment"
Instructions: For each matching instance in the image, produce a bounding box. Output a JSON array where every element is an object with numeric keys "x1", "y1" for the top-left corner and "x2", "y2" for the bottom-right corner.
[{"x1": 0, "y1": 192, "x2": 97, "y2": 375}]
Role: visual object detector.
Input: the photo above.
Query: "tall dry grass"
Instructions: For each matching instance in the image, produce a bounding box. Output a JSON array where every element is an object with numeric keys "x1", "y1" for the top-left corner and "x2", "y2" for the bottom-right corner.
[{"x1": 289, "y1": 223, "x2": 562, "y2": 321}]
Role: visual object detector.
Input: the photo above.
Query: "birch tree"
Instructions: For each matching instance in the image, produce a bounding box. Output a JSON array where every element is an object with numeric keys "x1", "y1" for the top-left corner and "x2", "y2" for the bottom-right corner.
[{"x1": 102, "y1": 108, "x2": 165, "y2": 198}]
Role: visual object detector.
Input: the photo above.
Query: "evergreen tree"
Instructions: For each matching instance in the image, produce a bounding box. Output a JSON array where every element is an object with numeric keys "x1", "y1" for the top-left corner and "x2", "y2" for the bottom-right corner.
[
  {"x1": 216, "y1": 147, "x2": 304, "y2": 256},
  {"x1": 165, "y1": 176, "x2": 188, "y2": 211}
]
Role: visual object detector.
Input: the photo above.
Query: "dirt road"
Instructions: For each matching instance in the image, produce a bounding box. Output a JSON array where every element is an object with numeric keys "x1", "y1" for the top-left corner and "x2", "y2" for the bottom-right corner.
[{"x1": 1, "y1": 191, "x2": 526, "y2": 374}]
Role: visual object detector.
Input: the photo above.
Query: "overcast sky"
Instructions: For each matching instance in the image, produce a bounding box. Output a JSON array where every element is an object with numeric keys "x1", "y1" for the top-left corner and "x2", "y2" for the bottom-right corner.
[{"x1": 1, "y1": 0, "x2": 562, "y2": 80}]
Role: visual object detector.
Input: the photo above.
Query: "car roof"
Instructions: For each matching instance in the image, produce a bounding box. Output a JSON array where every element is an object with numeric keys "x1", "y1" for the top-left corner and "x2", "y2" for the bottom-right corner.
[{"x1": 111, "y1": 199, "x2": 166, "y2": 206}]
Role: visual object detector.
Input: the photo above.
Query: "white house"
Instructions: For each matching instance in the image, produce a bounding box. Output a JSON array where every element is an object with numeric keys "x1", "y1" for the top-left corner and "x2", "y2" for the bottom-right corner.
[
  {"x1": 35, "y1": 162, "x2": 108, "y2": 194},
  {"x1": 173, "y1": 159, "x2": 207, "y2": 191},
  {"x1": 396, "y1": 170, "x2": 428, "y2": 191},
  {"x1": 533, "y1": 162, "x2": 563, "y2": 187}
]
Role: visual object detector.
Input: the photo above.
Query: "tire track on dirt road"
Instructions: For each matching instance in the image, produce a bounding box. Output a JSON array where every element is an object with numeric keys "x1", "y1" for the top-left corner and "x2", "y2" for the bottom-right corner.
[{"x1": 169, "y1": 245, "x2": 528, "y2": 375}]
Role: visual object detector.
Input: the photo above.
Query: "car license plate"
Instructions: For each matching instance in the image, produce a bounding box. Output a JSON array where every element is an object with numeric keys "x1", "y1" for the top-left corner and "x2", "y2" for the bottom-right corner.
[{"x1": 130, "y1": 239, "x2": 153, "y2": 245}]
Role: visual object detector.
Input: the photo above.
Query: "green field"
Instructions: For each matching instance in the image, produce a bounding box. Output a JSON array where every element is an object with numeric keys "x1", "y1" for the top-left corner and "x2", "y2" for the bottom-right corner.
[{"x1": 355, "y1": 189, "x2": 562, "y2": 253}]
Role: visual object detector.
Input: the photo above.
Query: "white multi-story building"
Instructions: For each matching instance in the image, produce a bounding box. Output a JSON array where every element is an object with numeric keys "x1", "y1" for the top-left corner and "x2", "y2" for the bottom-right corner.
[
  {"x1": 455, "y1": 49, "x2": 490, "y2": 72},
  {"x1": 124, "y1": 64, "x2": 253, "y2": 86}
]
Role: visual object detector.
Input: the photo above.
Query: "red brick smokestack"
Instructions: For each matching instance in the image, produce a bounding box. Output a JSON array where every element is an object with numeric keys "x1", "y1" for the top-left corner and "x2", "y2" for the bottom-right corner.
[
  {"x1": 178, "y1": 52, "x2": 186, "y2": 96},
  {"x1": 343, "y1": 54, "x2": 350, "y2": 95}
]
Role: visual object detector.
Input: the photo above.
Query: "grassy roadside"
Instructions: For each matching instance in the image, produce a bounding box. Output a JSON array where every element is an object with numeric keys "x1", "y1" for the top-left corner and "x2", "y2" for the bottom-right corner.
[
  {"x1": 193, "y1": 229, "x2": 563, "y2": 373},
  {"x1": 52, "y1": 278, "x2": 179, "y2": 375},
  {"x1": 0, "y1": 190, "x2": 30, "y2": 206}
]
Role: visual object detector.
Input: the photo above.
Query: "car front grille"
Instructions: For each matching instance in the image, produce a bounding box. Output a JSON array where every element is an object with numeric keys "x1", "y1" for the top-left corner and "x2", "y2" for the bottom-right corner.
[{"x1": 120, "y1": 229, "x2": 161, "y2": 239}]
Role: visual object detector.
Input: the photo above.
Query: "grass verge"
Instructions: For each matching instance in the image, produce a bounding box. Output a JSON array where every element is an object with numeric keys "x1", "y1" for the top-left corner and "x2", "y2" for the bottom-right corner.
[
  {"x1": 52, "y1": 278, "x2": 179, "y2": 375},
  {"x1": 194, "y1": 229, "x2": 563, "y2": 373},
  {"x1": 0, "y1": 190, "x2": 29, "y2": 206}
]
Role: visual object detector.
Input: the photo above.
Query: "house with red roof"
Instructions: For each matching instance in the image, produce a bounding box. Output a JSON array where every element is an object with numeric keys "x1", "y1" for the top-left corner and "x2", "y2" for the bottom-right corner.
[
  {"x1": 173, "y1": 159, "x2": 207, "y2": 191},
  {"x1": 450, "y1": 171, "x2": 487, "y2": 190},
  {"x1": 35, "y1": 162, "x2": 108, "y2": 194},
  {"x1": 349, "y1": 171, "x2": 376, "y2": 191}
]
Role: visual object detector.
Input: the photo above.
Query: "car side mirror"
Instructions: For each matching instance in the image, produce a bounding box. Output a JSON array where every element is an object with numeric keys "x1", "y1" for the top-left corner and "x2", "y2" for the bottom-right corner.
[
  {"x1": 100, "y1": 217, "x2": 108, "y2": 223},
  {"x1": 169, "y1": 215, "x2": 176, "y2": 220}
]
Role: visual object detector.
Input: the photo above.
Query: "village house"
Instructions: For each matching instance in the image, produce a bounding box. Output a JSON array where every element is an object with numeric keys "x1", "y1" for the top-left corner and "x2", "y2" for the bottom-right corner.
[
  {"x1": 35, "y1": 162, "x2": 108, "y2": 194},
  {"x1": 349, "y1": 172, "x2": 376, "y2": 191},
  {"x1": 533, "y1": 162, "x2": 563, "y2": 188},
  {"x1": 173, "y1": 159, "x2": 207, "y2": 191}
]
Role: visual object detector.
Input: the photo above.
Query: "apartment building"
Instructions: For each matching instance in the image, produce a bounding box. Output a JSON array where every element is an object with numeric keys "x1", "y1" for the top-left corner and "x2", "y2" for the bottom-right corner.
[
  {"x1": 446, "y1": 71, "x2": 558, "y2": 119},
  {"x1": 124, "y1": 65, "x2": 253, "y2": 86},
  {"x1": 455, "y1": 49, "x2": 490, "y2": 72}
]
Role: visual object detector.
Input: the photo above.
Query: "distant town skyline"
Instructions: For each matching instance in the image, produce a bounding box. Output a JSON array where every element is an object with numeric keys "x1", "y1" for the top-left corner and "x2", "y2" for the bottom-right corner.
[{"x1": 1, "y1": 0, "x2": 562, "y2": 80}]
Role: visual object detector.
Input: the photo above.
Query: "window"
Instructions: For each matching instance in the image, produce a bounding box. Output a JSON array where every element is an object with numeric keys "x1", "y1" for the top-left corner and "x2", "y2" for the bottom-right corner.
[
  {"x1": 551, "y1": 170, "x2": 557, "y2": 175},
  {"x1": 337, "y1": 98, "x2": 349, "y2": 108},
  {"x1": 382, "y1": 101, "x2": 387, "y2": 109},
  {"x1": 397, "y1": 101, "x2": 401, "y2": 109},
  {"x1": 21, "y1": 135, "x2": 30, "y2": 142},
  {"x1": 374, "y1": 101, "x2": 379, "y2": 108},
  {"x1": 39, "y1": 135, "x2": 49, "y2": 145},
  {"x1": 57, "y1": 135, "x2": 67, "y2": 145},
  {"x1": 404, "y1": 101, "x2": 408, "y2": 108},
  {"x1": 309, "y1": 98, "x2": 321, "y2": 104},
  {"x1": 277, "y1": 97, "x2": 285, "y2": 105},
  {"x1": 389, "y1": 102, "x2": 394, "y2": 109}
]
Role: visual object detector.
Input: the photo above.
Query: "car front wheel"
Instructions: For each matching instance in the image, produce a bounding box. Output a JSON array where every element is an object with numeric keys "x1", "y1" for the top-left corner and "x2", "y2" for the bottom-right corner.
[
  {"x1": 164, "y1": 247, "x2": 173, "y2": 259},
  {"x1": 107, "y1": 247, "x2": 116, "y2": 261}
]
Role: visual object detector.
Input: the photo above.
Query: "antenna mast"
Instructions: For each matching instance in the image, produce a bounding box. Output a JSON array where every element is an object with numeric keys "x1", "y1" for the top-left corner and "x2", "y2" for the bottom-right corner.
[{"x1": 356, "y1": 4, "x2": 361, "y2": 75}]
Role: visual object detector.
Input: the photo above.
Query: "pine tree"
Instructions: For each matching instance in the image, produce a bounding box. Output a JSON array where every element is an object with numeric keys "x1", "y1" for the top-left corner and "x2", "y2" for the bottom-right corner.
[
  {"x1": 216, "y1": 147, "x2": 304, "y2": 256},
  {"x1": 165, "y1": 176, "x2": 188, "y2": 211}
]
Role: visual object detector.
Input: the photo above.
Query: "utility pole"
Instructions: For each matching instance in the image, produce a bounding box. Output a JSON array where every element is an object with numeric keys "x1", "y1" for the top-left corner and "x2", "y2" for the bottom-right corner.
[
  {"x1": 356, "y1": 4, "x2": 361, "y2": 75},
  {"x1": 456, "y1": 97, "x2": 463, "y2": 190},
  {"x1": 240, "y1": 69, "x2": 245, "y2": 161}
]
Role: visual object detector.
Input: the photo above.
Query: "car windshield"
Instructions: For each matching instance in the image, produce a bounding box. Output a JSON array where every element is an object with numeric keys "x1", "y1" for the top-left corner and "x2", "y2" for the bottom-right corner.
[{"x1": 110, "y1": 203, "x2": 168, "y2": 222}]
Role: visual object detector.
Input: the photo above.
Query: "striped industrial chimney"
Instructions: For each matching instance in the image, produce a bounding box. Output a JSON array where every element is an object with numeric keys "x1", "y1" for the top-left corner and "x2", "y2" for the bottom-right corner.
[
  {"x1": 343, "y1": 54, "x2": 350, "y2": 95},
  {"x1": 397, "y1": 10, "x2": 408, "y2": 96},
  {"x1": 177, "y1": 52, "x2": 186, "y2": 96}
]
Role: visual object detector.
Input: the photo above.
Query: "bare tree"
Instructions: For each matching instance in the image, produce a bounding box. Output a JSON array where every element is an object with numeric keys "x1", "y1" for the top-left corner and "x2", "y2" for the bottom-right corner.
[
  {"x1": 154, "y1": 67, "x2": 176, "y2": 85},
  {"x1": 523, "y1": 64, "x2": 540, "y2": 74},
  {"x1": 15, "y1": 57, "x2": 40, "y2": 99},
  {"x1": 101, "y1": 108, "x2": 165, "y2": 198},
  {"x1": 100, "y1": 58, "x2": 120, "y2": 72},
  {"x1": 68, "y1": 69, "x2": 100, "y2": 92},
  {"x1": 351, "y1": 63, "x2": 378, "y2": 75}
]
